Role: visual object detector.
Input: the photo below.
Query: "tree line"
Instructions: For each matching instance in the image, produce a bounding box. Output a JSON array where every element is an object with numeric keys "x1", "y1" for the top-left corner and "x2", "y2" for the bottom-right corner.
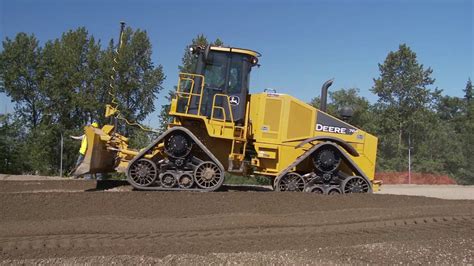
[
  {"x1": 311, "y1": 44, "x2": 473, "y2": 184},
  {"x1": 0, "y1": 27, "x2": 164, "y2": 174},
  {"x1": 0, "y1": 28, "x2": 472, "y2": 184}
]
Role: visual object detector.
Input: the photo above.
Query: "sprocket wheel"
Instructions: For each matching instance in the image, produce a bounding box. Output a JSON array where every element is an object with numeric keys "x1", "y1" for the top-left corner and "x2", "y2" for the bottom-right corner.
[
  {"x1": 194, "y1": 161, "x2": 224, "y2": 190},
  {"x1": 278, "y1": 172, "x2": 305, "y2": 192},
  {"x1": 128, "y1": 158, "x2": 158, "y2": 187},
  {"x1": 164, "y1": 132, "x2": 192, "y2": 159},
  {"x1": 313, "y1": 146, "x2": 341, "y2": 173}
]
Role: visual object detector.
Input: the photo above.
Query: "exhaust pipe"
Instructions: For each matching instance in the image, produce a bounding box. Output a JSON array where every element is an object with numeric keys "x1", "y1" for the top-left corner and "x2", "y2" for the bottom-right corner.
[{"x1": 320, "y1": 79, "x2": 334, "y2": 112}]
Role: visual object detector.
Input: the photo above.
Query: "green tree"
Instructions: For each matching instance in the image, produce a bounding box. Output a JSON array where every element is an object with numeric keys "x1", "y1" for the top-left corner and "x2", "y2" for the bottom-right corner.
[
  {"x1": 0, "y1": 114, "x2": 29, "y2": 174},
  {"x1": 371, "y1": 44, "x2": 439, "y2": 171},
  {"x1": 463, "y1": 78, "x2": 472, "y2": 103},
  {"x1": 310, "y1": 88, "x2": 373, "y2": 129},
  {"x1": 0, "y1": 27, "x2": 166, "y2": 174},
  {"x1": 457, "y1": 78, "x2": 474, "y2": 184},
  {"x1": 0, "y1": 33, "x2": 44, "y2": 128},
  {"x1": 111, "y1": 27, "x2": 165, "y2": 127}
]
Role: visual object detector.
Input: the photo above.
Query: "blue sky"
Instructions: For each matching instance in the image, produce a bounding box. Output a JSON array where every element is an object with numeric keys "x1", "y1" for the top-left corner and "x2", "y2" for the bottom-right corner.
[{"x1": 1, "y1": 0, "x2": 472, "y2": 126}]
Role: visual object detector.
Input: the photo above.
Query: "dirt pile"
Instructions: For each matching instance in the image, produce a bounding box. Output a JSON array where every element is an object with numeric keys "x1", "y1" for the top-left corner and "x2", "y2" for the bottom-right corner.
[{"x1": 376, "y1": 172, "x2": 456, "y2": 184}]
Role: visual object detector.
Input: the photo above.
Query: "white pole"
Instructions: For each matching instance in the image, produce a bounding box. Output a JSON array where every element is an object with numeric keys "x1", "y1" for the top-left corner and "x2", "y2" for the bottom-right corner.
[
  {"x1": 408, "y1": 133, "x2": 411, "y2": 184},
  {"x1": 60, "y1": 133, "x2": 63, "y2": 177}
]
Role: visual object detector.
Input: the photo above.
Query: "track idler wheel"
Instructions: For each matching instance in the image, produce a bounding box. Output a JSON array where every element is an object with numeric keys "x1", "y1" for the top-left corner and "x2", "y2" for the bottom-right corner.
[
  {"x1": 342, "y1": 176, "x2": 370, "y2": 193},
  {"x1": 194, "y1": 161, "x2": 224, "y2": 190},
  {"x1": 312, "y1": 146, "x2": 341, "y2": 173},
  {"x1": 278, "y1": 172, "x2": 305, "y2": 192},
  {"x1": 128, "y1": 158, "x2": 158, "y2": 187}
]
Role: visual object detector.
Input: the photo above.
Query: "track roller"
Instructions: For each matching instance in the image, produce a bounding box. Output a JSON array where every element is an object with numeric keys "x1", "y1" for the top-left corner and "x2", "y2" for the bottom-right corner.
[
  {"x1": 178, "y1": 172, "x2": 194, "y2": 189},
  {"x1": 305, "y1": 185, "x2": 325, "y2": 194},
  {"x1": 160, "y1": 172, "x2": 177, "y2": 188},
  {"x1": 327, "y1": 188, "x2": 342, "y2": 195}
]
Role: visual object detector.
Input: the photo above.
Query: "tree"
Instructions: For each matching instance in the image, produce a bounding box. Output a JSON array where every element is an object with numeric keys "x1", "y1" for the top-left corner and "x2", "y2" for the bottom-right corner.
[
  {"x1": 108, "y1": 27, "x2": 165, "y2": 135},
  {"x1": 464, "y1": 78, "x2": 472, "y2": 103},
  {"x1": 310, "y1": 88, "x2": 373, "y2": 129},
  {"x1": 371, "y1": 44, "x2": 438, "y2": 171},
  {"x1": 0, "y1": 114, "x2": 30, "y2": 174},
  {"x1": 0, "y1": 27, "x2": 166, "y2": 175},
  {"x1": 457, "y1": 78, "x2": 474, "y2": 184},
  {"x1": 157, "y1": 34, "x2": 224, "y2": 132},
  {"x1": 0, "y1": 33, "x2": 44, "y2": 128}
]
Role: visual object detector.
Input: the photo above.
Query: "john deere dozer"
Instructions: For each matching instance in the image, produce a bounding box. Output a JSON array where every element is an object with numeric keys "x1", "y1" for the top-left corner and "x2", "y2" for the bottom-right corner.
[{"x1": 74, "y1": 27, "x2": 379, "y2": 194}]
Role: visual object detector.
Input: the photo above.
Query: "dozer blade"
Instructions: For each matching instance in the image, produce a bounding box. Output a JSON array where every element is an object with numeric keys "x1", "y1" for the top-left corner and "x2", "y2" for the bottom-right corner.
[{"x1": 73, "y1": 126, "x2": 117, "y2": 177}]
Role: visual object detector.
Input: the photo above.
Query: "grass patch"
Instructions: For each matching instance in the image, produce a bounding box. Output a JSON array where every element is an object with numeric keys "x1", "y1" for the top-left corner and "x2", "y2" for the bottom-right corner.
[{"x1": 224, "y1": 174, "x2": 271, "y2": 185}]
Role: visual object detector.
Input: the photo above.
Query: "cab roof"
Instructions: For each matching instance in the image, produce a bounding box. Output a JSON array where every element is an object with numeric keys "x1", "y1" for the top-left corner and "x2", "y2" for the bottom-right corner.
[{"x1": 210, "y1": 46, "x2": 261, "y2": 58}]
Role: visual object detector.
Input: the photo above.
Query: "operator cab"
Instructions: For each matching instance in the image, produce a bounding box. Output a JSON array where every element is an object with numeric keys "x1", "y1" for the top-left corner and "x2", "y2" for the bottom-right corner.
[{"x1": 177, "y1": 46, "x2": 259, "y2": 124}]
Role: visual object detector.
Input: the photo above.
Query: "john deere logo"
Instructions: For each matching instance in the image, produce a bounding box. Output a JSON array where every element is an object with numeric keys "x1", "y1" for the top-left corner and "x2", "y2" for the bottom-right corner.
[{"x1": 229, "y1": 96, "x2": 240, "y2": 106}]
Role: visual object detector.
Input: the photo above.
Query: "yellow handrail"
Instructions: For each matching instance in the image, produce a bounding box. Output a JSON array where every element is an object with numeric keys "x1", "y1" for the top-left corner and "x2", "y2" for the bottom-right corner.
[
  {"x1": 176, "y1": 73, "x2": 205, "y2": 116},
  {"x1": 211, "y1": 93, "x2": 235, "y2": 123}
]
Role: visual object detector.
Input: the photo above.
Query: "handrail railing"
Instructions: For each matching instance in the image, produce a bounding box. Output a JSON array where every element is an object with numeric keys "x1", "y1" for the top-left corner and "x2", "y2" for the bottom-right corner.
[
  {"x1": 176, "y1": 73, "x2": 205, "y2": 116},
  {"x1": 210, "y1": 93, "x2": 234, "y2": 123},
  {"x1": 176, "y1": 73, "x2": 234, "y2": 124}
]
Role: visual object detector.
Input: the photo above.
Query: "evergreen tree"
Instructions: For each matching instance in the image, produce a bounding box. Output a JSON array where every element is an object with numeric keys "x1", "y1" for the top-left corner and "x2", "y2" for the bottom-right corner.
[{"x1": 458, "y1": 78, "x2": 474, "y2": 184}]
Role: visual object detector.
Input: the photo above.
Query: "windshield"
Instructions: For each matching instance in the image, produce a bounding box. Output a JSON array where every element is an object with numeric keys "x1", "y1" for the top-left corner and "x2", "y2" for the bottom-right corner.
[{"x1": 203, "y1": 51, "x2": 250, "y2": 96}]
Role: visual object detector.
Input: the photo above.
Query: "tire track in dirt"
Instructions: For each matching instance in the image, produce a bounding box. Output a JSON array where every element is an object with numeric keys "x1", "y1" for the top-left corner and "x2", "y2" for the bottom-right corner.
[{"x1": 1, "y1": 215, "x2": 472, "y2": 253}]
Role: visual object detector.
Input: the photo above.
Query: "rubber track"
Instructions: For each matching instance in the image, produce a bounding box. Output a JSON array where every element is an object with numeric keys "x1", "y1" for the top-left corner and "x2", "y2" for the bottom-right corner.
[
  {"x1": 125, "y1": 126, "x2": 225, "y2": 192},
  {"x1": 1, "y1": 215, "x2": 472, "y2": 252},
  {"x1": 274, "y1": 142, "x2": 372, "y2": 192}
]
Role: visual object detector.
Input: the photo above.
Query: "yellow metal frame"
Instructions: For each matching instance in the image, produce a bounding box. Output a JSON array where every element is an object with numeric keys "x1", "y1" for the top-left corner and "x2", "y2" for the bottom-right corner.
[
  {"x1": 211, "y1": 94, "x2": 234, "y2": 122},
  {"x1": 172, "y1": 73, "x2": 238, "y2": 139},
  {"x1": 176, "y1": 73, "x2": 205, "y2": 116}
]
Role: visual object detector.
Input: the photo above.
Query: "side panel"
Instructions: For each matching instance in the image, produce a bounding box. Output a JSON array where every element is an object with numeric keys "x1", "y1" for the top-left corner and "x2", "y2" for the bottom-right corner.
[
  {"x1": 262, "y1": 98, "x2": 283, "y2": 140},
  {"x1": 249, "y1": 92, "x2": 378, "y2": 184},
  {"x1": 286, "y1": 99, "x2": 315, "y2": 141}
]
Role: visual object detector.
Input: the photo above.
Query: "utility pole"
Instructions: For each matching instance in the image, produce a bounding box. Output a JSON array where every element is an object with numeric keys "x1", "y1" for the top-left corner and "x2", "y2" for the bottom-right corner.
[
  {"x1": 60, "y1": 133, "x2": 64, "y2": 177},
  {"x1": 408, "y1": 133, "x2": 412, "y2": 184}
]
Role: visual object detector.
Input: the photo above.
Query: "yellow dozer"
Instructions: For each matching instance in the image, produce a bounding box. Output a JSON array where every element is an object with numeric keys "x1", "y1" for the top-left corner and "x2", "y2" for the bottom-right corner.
[{"x1": 74, "y1": 45, "x2": 379, "y2": 194}]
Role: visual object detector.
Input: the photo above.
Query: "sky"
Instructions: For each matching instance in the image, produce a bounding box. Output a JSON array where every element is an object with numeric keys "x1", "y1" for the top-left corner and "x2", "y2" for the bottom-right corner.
[{"x1": 1, "y1": 0, "x2": 473, "y2": 126}]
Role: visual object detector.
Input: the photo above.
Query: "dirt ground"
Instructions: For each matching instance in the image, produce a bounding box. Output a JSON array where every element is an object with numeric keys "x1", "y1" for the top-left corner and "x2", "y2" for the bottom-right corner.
[
  {"x1": 378, "y1": 184, "x2": 474, "y2": 200},
  {"x1": 0, "y1": 178, "x2": 473, "y2": 264}
]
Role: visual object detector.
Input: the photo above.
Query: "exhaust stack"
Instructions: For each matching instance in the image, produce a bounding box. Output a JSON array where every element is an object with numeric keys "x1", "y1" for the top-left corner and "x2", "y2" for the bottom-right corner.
[{"x1": 320, "y1": 79, "x2": 334, "y2": 112}]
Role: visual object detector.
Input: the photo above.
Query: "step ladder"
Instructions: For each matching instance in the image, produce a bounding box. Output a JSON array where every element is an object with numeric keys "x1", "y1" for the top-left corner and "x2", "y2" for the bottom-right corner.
[{"x1": 228, "y1": 126, "x2": 247, "y2": 173}]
